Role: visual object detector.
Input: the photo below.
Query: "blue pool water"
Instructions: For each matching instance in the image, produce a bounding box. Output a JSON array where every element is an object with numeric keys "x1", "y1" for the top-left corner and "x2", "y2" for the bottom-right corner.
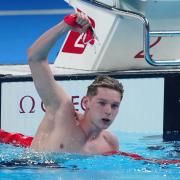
[{"x1": 0, "y1": 132, "x2": 179, "y2": 180}]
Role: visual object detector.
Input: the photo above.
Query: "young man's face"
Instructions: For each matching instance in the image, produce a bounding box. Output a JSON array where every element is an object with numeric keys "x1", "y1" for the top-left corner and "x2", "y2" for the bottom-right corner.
[{"x1": 87, "y1": 87, "x2": 121, "y2": 130}]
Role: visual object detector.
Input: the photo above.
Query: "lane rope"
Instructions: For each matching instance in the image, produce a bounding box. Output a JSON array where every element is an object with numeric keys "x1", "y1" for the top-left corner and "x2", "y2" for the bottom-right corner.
[
  {"x1": 0, "y1": 129, "x2": 33, "y2": 148},
  {"x1": 0, "y1": 129, "x2": 180, "y2": 165},
  {"x1": 103, "y1": 151, "x2": 180, "y2": 165}
]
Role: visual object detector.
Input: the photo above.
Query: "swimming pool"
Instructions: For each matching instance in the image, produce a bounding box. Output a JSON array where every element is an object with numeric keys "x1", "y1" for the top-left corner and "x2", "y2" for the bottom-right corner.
[{"x1": 0, "y1": 132, "x2": 179, "y2": 180}]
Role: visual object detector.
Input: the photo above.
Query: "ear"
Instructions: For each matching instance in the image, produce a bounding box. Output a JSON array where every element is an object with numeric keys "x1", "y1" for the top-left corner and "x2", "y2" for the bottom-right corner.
[{"x1": 82, "y1": 96, "x2": 90, "y2": 111}]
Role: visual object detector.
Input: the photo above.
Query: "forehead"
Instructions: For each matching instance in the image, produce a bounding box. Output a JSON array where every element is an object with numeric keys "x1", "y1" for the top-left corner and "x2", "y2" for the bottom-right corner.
[{"x1": 95, "y1": 87, "x2": 121, "y2": 100}]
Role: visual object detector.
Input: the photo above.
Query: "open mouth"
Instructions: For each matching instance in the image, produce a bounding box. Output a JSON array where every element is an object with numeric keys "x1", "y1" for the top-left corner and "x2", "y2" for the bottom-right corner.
[{"x1": 102, "y1": 118, "x2": 111, "y2": 124}]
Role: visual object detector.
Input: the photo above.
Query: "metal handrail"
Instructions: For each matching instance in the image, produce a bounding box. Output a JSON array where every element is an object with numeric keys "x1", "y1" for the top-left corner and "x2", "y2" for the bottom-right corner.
[{"x1": 79, "y1": 0, "x2": 180, "y2": 66}]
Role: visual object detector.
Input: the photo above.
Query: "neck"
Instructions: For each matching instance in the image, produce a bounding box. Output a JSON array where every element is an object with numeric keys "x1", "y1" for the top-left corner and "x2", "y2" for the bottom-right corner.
[{"x1": 80, "y1": 115, "x2": 101, "y2": 141}]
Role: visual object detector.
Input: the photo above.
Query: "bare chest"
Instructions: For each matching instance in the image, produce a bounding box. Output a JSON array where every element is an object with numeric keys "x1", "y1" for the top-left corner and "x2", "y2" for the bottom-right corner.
[
  {"x1": 83, "y1": 137, "x2": 112, "y2": 154},
  {"x1": 43, "y1": 131, "x2": 111, "y2": 155}
]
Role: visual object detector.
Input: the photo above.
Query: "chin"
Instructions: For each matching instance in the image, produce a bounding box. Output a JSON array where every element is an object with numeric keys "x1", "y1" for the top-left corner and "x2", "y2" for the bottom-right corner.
[{"x1": 100, "y1": 124, "x2": 110, "y2": 130}]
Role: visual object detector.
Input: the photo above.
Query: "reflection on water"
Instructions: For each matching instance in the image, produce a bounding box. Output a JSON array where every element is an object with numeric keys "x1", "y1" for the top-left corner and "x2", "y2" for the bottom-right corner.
[{"x1": 0, "y1": 132, "x2": 179, "y2": 179}]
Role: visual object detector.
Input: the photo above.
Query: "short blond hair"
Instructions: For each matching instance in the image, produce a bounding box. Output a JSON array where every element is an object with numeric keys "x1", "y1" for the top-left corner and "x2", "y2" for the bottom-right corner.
[{"x1": 87, "y1": 75, "x2": 124, "y2": 99}]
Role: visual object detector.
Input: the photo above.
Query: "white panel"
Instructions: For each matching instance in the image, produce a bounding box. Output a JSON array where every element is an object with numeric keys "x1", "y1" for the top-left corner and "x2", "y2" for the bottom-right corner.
[
  {"x1": 1, "y1": 78, "x2": 164, "y2": 135},
  {"x1": 109, "y1": 78, "x2": 164, "y2": 133},
  {"x1": 1, "y1": 82, "x2": 43, "y2": 136},
  {"x1": 56, "y1": 0, "x2": 180, "y2": 72}
]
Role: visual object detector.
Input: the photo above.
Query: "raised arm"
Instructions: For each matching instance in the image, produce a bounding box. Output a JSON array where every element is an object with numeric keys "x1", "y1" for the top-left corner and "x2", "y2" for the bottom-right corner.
[{"x1": 28, "y1": 12, "x2": 91, "y2": 110}]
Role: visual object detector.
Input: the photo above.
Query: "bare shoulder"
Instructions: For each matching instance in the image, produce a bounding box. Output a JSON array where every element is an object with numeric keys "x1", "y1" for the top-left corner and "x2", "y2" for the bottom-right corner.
[{"x1": 101, "y1": 130, "x2": 119, "y2": 151}]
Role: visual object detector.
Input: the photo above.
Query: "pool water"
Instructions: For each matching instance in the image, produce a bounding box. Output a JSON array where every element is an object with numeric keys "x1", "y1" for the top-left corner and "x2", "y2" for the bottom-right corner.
[{"x1": 0, "y1": 132, "x2": 179, "y2": 180}]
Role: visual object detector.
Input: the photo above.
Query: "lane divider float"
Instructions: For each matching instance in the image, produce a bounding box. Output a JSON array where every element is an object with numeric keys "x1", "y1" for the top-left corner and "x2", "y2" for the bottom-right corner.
[{"x1": 0, "y1": 129, "x2": 180, "y2": 165}]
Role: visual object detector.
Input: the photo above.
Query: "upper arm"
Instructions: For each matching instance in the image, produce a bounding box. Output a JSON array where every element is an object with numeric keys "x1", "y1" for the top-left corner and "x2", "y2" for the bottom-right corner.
[{"x1": 29, "y1": 59, "x2": 71, "y2": 110}]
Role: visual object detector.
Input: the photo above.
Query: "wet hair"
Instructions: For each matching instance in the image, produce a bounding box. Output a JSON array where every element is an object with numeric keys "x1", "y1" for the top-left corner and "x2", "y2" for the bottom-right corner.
[{"x1": 86, "y1": 75, "x2": 124, "y2": 99}]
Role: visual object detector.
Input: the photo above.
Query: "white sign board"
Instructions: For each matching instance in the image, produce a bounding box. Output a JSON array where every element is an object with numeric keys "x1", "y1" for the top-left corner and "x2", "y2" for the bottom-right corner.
[{"x1": 1, "y1": 78, "x2": 164, "y2": 136}]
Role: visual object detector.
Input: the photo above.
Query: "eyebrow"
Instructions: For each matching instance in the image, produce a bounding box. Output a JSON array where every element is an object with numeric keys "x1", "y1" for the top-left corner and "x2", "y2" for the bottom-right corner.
[{"x1": 97, "y1": 98, "x2": 120, "y2": 105}]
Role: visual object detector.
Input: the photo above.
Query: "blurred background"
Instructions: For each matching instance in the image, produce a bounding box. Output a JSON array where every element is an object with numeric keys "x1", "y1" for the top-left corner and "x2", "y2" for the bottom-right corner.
[{"x1": 0, "y1": 0, "x2": 73, "y2": 64}]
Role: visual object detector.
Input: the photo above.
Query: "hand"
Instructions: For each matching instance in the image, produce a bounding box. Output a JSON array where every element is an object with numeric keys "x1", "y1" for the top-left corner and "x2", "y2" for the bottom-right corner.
[
  {"x1": 75, "y1": 12, "x2": 91, "y2": 33},
  {"x1": 64, "y1": 12, "x2": 92, "y2": 33}
]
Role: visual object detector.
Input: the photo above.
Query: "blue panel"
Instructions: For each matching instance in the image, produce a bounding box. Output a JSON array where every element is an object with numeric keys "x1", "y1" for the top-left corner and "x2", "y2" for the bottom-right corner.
[
  {"x1": 0, "y1": 0, "x2": 72, "y2": 64},
  {"x1": 0, "y1": 15, "x2": 68, "y2": 64},
  {"x1": 0, "y1": 0, "x2": 71, "y2": 10}
]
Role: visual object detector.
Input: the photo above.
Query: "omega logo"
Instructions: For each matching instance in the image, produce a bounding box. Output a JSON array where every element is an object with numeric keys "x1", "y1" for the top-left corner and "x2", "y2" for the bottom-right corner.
[{"x1": 19, "y1": 95, "x2": 85, "y2": 114}]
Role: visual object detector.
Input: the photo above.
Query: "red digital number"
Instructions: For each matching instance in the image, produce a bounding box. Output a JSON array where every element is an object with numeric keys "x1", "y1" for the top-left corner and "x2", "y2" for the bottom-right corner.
[{"x1": 134, "y1": 37, "x2": 161, "y2": 59}]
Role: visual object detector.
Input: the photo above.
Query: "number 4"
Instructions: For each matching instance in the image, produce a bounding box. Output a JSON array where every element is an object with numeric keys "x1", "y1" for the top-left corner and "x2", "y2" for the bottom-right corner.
[{"x1": 74, "y1": 33, "x2": 86, "y2": 48}]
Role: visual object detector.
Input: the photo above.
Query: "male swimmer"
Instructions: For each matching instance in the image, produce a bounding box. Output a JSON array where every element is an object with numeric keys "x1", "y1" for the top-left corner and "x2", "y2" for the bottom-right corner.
[{"x1": 28, "y1": 12, "x2": 124, "y2": 154}]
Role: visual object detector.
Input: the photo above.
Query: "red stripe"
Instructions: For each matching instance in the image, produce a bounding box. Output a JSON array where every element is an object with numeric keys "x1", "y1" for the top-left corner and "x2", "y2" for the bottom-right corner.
[
  {"x1": 103, "y1": 150, "x2": 180, "y2": 165},
  {"x1": 0, "y1": 129, "x2": 33, "y2": 147}
]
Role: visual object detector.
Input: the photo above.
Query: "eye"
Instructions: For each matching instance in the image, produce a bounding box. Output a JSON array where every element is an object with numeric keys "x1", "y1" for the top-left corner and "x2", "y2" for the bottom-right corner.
[
  {"x1": 98, "y1": 101, "x2": 106, "y2": 106},
  {"x1": 111, "y1": 104, "x2": 119, "y2": 109}
]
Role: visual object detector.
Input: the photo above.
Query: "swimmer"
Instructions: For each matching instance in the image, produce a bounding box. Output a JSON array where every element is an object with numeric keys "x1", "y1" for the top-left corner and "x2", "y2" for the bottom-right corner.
[{"x1": 28, "y1": 12, "x2": 124, "y2": 154}]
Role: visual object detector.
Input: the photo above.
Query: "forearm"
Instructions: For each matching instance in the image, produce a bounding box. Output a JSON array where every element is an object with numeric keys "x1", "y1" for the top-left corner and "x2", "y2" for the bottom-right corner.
[{"x1": 28, "y1": 21, "x2": 70, "y2": 62}]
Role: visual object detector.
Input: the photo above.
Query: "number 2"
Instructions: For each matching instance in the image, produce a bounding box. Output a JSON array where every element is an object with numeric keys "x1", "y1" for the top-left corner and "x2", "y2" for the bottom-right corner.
[{"x1": 134, "y1": 37, "x2": 161, "y2": 59}]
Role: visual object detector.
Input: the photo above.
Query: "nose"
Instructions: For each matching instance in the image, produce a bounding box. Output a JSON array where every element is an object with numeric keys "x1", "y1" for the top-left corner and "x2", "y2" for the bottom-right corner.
[{"x1": 104, "y1": 104, "x2": 112, "y2": 116}]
